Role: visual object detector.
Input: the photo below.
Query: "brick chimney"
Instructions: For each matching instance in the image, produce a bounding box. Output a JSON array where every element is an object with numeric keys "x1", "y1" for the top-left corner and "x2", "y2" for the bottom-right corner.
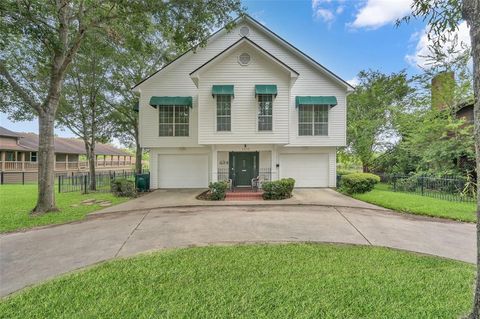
[{"x1": 431, "y1": 71, "x2": 455, "y2": 110}]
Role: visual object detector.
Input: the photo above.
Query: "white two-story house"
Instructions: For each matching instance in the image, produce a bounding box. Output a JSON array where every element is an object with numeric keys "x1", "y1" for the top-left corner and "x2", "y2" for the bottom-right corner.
[{"x1": 133, "y1": 15, "x2": 353, "y2": 189}]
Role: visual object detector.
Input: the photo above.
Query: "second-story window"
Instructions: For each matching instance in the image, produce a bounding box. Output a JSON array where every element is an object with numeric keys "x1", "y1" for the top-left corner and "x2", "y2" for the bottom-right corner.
[
  {"x1": 258, "y1": 94, "x2": 273, "y2": 131},
  {"x1": 30, "y1": 152, "x2": 37, "y2": 162},
  {"x1": 298, "y1": 105, "x2": 328, "y2": 136},
  {"x1": 159, "y1": 106, "x2": 189, "y2": 137},
  {"x1": 217, "y1": 95, "x2": 231, "y2": 131}
]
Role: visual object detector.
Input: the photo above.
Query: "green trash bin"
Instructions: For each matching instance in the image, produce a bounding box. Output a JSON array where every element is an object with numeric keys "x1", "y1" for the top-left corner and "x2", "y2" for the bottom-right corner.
[{"x1": 135, "y1": 173, "x2": 150, "y2": 192}]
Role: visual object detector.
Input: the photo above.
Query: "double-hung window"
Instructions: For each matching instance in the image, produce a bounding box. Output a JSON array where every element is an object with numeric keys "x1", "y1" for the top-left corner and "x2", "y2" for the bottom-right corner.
[
  {"x1": 216, "y1": 95, "x2": 231, "y2": 131},
  {"x1": 258, "y1": 94, "x2": 273, "y2": 131},
  {"x1": 298, "y1": 104, "x2": 328, "y2": 136},
  {"x1": 159, "y1": 106, "x2": 189, "y2": 136},
  {"x1": 30, "y1": 152, "x2": 37, "y2": 162}
]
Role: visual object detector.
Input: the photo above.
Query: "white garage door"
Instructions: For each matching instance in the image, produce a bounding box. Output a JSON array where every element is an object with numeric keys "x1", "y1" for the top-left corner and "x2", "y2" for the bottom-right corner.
[
  {"x1": 279, "y1": 154, "x2": 329, "y2": 187},
  {"x1": 158, "y1": 154, "x2": 208, "y2": 188}
]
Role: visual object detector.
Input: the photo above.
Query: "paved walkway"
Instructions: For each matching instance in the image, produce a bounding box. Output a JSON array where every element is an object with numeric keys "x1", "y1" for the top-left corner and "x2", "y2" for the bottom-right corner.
[
  {"x1": 0, "y1": 204, "x2": 475, "y2": 297},
  {"x1": 91, "y1": 188, "x2": 385, "y2": 215}
]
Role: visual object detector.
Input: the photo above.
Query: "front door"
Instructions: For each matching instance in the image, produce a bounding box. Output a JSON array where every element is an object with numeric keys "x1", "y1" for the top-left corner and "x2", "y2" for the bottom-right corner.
[{"x1": 229, "y1": 152, "x2": 258, "y2": 186}]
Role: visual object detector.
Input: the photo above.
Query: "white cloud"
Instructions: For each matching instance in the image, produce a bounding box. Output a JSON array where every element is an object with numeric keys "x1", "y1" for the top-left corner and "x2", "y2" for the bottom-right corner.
[
  {"x1": 314, "y1": 8, "x2": 335, "y2": 23},
  {"x1": 406, "y1": 21, "x2": 471, "y2": 69},
  {"x1": 347, "y1": 76, "x2": 360, "y2": 87},
  {"x1": 350, "y1": 0, "x2": 412, "y2": 29},
  {"x1": 312, "y1": 0, "x2": 343, "y2": 24}
]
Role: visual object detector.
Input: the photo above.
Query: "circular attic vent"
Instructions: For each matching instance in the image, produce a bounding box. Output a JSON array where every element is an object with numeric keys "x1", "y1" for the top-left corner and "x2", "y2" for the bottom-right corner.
[
  {"x1": 238, "y1": 53, "x2": 251, "y2": 66},
  {"x1": 239, "y1": 26, "x2": 250, "y2": 36}
]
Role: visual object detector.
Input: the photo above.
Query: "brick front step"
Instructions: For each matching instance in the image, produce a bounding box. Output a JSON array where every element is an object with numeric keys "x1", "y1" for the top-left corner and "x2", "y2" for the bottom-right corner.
[{"x1": 225, "y1": 191, "x2": 263, "y2": 201}]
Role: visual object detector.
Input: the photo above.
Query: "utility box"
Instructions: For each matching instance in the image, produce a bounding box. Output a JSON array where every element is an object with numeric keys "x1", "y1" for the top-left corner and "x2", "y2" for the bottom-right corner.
[{"x1": 135, "y1": 173, "x2": 150, "y2": 192}]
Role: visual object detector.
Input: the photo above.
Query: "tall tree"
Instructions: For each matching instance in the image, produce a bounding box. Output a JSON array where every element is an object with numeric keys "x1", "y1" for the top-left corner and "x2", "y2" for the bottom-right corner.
[
  {"x1": 401, "y1": 0, "x2": 479, "y2": 316},
  {"x1": 0, "y1": 0, "x2": 243, "y2": 214},
  {"x1": 107, "y1": 32, "x2": 176, "y2": 174},
  {"x1": 57, "y1": 32, "x2": 113, "y2": 190},
  {"x1": 347, "y1": 70, "x2": 411, "y2": 172}
]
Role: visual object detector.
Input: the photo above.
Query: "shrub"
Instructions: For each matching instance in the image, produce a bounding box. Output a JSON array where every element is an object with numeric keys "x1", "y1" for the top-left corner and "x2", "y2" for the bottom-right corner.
[
  {"x1": 393, "y1": 175, "x2": 418, "y2": 192},
  {"x1": 262, "y1": 178, "x2": 295, "y2": 200},
  {"x1": 339, "y1": 173, "x2": 380, "y2": 194},
  {"x1": 111, "y1": 178, "x2": 136, "y2": 197},
  {"x1": 208, "y1": 181, "x2": 229, "y2": 200}
]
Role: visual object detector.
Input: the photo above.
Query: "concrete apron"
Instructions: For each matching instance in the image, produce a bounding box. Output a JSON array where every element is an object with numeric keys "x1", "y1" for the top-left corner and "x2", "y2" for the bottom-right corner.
[
  {"x1": 89, "y1": 188, "x2": 386, "y2": 216},
  {"x1": 0, "y1": 205, "x2": 475, "y2": 298}
]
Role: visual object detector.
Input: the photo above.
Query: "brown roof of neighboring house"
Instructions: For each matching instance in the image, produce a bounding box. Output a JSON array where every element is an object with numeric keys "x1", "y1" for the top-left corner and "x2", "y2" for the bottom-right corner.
[
  {"x1": 0, "y1": 127, "x2": 130, "y2": 156},
  {"x1": 0, "y1": 126, "x2": 21, "y2": 138}
]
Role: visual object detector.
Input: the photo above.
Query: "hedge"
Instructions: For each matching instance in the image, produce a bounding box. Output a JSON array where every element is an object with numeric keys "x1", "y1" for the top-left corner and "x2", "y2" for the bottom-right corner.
[
  {"x1": 339, "y1": 173, "x2": 380, "y2": 194},
  {"x1": 208, "y1": 181, "x2": 229, "y2": 200},
  {"x1": 111, "y1": 178, "x2": 136, "y2": 197},
  {"x1": 262, "y1": 178, "x2": 295, "y2": 200}
]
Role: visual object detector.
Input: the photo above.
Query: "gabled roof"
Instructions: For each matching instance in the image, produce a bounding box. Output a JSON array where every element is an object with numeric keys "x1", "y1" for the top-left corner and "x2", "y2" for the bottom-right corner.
[
  {"x1": 189, "y1": 37, "x2": 299, "y2": 86},
  {"x1": 0, "y1": 126, "x2": 21, "y2": 138},
  {"x1": 0, "y1": 128, "x2": 131, "y2": 156},
  {"x1": 132, "y1": 14, "x2": 354, "y2": 92}
]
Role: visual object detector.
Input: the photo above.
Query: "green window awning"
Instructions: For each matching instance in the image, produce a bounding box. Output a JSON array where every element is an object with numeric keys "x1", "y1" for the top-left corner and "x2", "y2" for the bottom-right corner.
[
  {"x1": 295, "y1": 96, "x2": 337, "y2": 108},
  {"x1": 212, "y1": 85, "x2": 234, "y2": 97},
  {"x1": 255, "y1": 85, "x2": 277, "y2": 96},
  {"x1": 149, "y1": 96, "x2": 193, "y2": 108}
]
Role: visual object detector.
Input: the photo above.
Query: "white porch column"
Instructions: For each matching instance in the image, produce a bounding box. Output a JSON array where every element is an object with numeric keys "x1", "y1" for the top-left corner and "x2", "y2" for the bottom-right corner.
[
  {"x1": 21, "y1": 152, "x2": 25, "y2": 171},
  {"x1": 65, "y1": 154, "x2": 69, "y2": 171},
  {"x1": 271, "y1": 145, "x2": 278, "y2": 181},
  {"x1": 211, "y1": 146, "x2": 218, "y2": 183}
]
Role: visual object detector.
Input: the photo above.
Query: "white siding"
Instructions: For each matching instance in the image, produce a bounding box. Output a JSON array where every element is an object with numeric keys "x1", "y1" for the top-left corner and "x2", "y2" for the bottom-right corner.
[
  {"x1": 197, "y1": 42, "x2": 290, "y2": 144},
  {"x1": 138, "y1": 20, "x2": 347, "y2": 149}
]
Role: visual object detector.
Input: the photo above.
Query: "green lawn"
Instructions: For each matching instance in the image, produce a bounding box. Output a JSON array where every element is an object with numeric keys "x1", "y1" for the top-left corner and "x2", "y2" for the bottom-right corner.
[
  {"x1": 0, "y1": 184, "x2": 129, "y2": 233},
  {"x1": 352, "y1": 183, "x2": 477, "y2": 222},
  {"x1": 0, "y1": 244, "x2": 474, "y2": 318}
]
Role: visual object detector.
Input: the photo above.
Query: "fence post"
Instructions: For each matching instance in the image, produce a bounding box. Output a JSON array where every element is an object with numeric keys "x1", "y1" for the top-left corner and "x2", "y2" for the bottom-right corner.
[
  {"x1": 58, "y1": 175, "x2": 61, "y2": 193},
  {"x1": 1, "y1": 171, "x2": 3, "y2": 185},
  {"x1": 22, "y1": 172, "x2": 25, "y2": 185}
]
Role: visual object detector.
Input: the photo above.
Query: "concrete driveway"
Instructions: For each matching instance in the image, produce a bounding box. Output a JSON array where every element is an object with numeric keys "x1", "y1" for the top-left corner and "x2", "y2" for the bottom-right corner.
[
  {"x1": 0, "y1": 203, "x2": 475, "y2": 298},
  {"x1": 92, "y1": 188, "x2": 384, "y2": 215}
]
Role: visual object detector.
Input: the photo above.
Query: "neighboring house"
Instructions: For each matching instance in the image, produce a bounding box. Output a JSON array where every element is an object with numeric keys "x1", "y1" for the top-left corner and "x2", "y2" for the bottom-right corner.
[
  {"x1": 0, "y1": 126, "x2": 134, "y2": 182},
  {"x1": 133, "y1": 15, "x2": 353, "y2": 189},
  {"x1": 431, "y1": 71, "x2": 474, "y2": 124},
  {"x1": 456, "y1": 102, "x2": 474, "y2": 125}
]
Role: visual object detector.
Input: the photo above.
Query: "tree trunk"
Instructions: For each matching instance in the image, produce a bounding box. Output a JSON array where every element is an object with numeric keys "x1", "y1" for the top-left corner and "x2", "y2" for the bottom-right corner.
[
  {"x1": 463, "y1": 0, "x2": 480, "y2": 318},
  {"x1": 33, "y1": 109, "x2": 58, "y2": 214},
  {"x1": 85, "y1": 142, "x2": 97, "y2": 191},
  {"x1": 135, "y1": 132, "x2": 142, "y2": 174}
]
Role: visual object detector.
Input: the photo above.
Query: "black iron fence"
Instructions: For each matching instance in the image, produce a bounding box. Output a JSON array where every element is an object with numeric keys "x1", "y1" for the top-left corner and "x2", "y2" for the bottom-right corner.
[
  {"x1": 217, "y1": 168, "x2": 230, "y2": 182},
  {"x1": 58, "y1": 170, "x2": 136, "y2": 193},
  {"x1": 387, "y1": 174, "x2": 476, "y2": 203}
]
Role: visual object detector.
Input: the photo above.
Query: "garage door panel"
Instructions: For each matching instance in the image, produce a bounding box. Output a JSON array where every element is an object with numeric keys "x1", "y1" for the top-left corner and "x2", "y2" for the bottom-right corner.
[
  {"x1": 279, "y1": 154, "x2": 328, "y2": 187},
  {"x1": 158, "y1": 154, "x2": 208, "y2": 188}
]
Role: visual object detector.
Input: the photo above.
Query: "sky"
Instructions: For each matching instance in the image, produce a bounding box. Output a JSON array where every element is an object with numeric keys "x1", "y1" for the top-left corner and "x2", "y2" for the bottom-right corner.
[{"x1": 0, "y1": 0, "x2": 470, "y2": 143}]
